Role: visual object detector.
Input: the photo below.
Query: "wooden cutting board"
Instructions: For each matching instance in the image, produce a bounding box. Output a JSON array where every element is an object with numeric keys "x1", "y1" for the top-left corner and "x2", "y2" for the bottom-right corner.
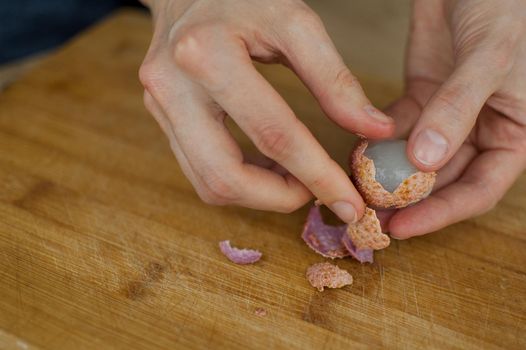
[{"x1": 1, "y1": 5, "x2": 525, "y2": 349}]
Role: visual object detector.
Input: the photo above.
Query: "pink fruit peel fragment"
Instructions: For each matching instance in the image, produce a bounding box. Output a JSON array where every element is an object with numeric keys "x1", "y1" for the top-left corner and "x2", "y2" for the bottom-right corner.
[
  {"x1": 219, "y1": 240, "x2": 262, "y2": 265},
  {"x1": 301, "y1": 206, "x2": 351, "y2": 259},
  {"x1": 301, "y1": 206, "x2": 374, "y2": 263},
  {"x1": 306, "y1": 262, "x2": 353, "y2": 292},
  {"x1": 341, "y1": 234, "x2": 374, "y2": 264}
]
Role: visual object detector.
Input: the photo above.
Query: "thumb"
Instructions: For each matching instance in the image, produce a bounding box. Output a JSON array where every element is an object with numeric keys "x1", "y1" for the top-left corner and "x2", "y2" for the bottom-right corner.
[{"x1": 407, "y1": 50, "x2": 512, "y2": 171}]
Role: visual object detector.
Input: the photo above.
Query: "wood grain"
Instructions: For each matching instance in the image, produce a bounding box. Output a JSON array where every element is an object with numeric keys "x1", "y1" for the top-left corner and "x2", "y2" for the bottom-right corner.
[{"x1": 1, "y1": 3, "x2": 525, "y2": 349}]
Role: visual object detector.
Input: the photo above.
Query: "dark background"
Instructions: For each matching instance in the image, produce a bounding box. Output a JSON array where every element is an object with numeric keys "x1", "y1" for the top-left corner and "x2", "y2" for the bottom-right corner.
[{"x1": 0, "y1": 0, "x2": 144, "y2": 64}]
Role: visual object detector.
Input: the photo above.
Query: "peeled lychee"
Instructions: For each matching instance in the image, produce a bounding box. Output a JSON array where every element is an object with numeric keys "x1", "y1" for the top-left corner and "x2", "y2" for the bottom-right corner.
[{"x1": 350, "y1": 139, "x2": 436, "y2": 209}]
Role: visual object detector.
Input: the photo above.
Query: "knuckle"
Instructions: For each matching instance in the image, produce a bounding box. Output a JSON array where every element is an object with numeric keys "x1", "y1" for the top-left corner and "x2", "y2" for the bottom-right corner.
[
  {"x1": 285, "y1": 5, "x2": 323, "y2": 32},
  {"x1": 197, "y1": 189, "x2": 223, "y2": 206},
  {"x1": 491, "y1": 49, "x2": 514, "y2": 74},
  {"x1": 473, "y1": 36, "x2": 518, "y2": 75},
  {"x1": 308, "y1": 174, "x2": 330, "y2": 191},
  {"x1": 199, "y1": 168, "x2": 239, "y2": 205},
  {"x1": 173, "y1": 30, "x2": 208, "y2": 70},
  {"x1": 138, "y1": 60, "x2": 162, "y2": 92},
  {"x1": 330, "y1": 68, "x2": 362, "y2": 102},
  {"x1": 433, "y1": 85, "x2": 474, "y2": 124},
  {"x1": 254, "y1": 123, "x2": 294, "y2": 160},
  {"x1": 318, "y1": 68, "x2": 362, "y2": 105},
  {"x1": 334, "y1": 68, "x2": 360, "y2": 89},
  {"x1": 172, "y1": 23, "x2": 229, "y2": 76},
  {"x1": 306, "y1": 166, "x2": 335, "y2": 193}
]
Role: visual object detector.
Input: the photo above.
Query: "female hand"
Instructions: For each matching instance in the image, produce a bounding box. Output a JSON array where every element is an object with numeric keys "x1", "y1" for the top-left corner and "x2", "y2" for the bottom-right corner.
[
  {"x1": 138, "y1": 0, "x2": 394, "y2": 222},
  {"x1": 384, "y1": 0, "x2": 526, "y2": 238}
]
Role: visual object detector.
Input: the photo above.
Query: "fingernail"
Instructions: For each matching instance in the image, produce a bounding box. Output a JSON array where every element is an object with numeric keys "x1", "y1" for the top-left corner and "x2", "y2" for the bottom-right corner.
[
  {"x1": 329, "y1": 201, "x2": 358, "y2": 223},
  {"x1": 364, "y1": 105, "x2": 393, "y2": 124},
  {"x1": 413, "y1": 128, "x2": 449, "y2": 166}
]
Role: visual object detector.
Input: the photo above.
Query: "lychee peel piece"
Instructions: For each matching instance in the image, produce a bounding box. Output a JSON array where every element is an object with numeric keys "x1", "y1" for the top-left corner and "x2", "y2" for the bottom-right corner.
[
  {"x1": 306, "y1": 262, "x2": 353, "y2": 292},
  {"x1": 346, "y1": 207, "x2": 390, "y2": 250}
]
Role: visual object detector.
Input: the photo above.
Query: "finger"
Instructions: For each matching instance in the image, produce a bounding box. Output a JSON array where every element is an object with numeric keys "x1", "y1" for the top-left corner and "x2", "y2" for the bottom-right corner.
[
  {"x1": 433, "y1": 143, "x2": 477, "y2": 191},
  {"x1": 274, "y1": 10, "x2": 395, "y2": 139},
  {"x1": 383, "y1": 79, "x2": 439, "y2": 139},
  {"x1": 376, "y1": 209, "x2": 396, "y2": 233},
  {"x1": 381, "y1": 87, "x2": 478, "y2": 190},
  {"x1": 406, "y1": 51, "x2": 512, "y2": 172},
  {"x1": 143, "y1": 90, "x2": 202, "y2": 190},
  {"x1": 171, "y1": 97, "x2": 312, "y2": 212},
  {"x1": 243, "y1": 152, "x2": 289, "y2": 176},
  {"x1": 142, "y1": 65, "x2": 312, "y2": 212},
  {"x1": 374, "y1": 143, "x2": 476, "y2": 234},
  {"x1": 388, "y1": 150, "x2": 525, "y2": 238},
  {"x1": 174, "y1": 34, "x2": 365, "y2": 222}
]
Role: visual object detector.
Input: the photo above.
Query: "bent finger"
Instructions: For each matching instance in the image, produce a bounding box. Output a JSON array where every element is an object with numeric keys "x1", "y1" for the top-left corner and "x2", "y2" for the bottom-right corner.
[
  {"x1": 174, "y1": 36, "x2": 366, "y2": 222},
  {"x1": 145, "y1": 66, "x2": 312, "y2": 212},
  {"x1": 407, "y1": 50, "x2": 512, "y2": 172}
]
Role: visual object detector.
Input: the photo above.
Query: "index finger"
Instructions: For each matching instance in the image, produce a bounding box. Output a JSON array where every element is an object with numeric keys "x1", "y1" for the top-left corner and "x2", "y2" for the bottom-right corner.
[
  {"x1": 275, "y1": 8, "x2": 395, "y2": 139},
  {"x1": 174, "y1": 33, "x2": 365, "y2": 223}
]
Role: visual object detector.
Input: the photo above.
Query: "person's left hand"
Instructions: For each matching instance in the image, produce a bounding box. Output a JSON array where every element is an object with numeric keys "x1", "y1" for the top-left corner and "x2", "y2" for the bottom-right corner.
[{"x1": 380, "y1": 0, "x2": 526, "y2": 238}]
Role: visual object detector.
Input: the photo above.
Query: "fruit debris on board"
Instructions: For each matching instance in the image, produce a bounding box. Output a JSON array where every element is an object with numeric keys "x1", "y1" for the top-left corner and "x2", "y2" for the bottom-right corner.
[
  {"x1": 220, "y1": 138, "x2": 436, "y2": 292},
  {"x1": 301, "y1": 206, "x2": 375, "y2": 263},
  {"x1": 219, "y1": 240, "x2": 262, "y2": 265},
  {"x1": 306, "y1": 262, "x2": 353, "y2": 292},
  {"x1": 254, "y1": 307, "x2": 267, "y2": 317},
  {"x1": 301, "y1": 206, "x2": 351, "y2": 259}
]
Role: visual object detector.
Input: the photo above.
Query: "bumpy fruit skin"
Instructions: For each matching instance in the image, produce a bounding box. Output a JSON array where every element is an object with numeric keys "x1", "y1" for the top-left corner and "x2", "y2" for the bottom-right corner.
[
  {"x1": 350, "y1": 139, "x2": 436, "y2": 209},
  {"x1": 347, "y1": 208, "x2": 389, "y2": 250}
]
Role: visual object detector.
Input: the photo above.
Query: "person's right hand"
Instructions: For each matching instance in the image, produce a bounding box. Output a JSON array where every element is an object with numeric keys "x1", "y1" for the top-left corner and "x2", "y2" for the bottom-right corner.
[{"x1": 138, "y1": 0, "x2": 394, "y2": 222}]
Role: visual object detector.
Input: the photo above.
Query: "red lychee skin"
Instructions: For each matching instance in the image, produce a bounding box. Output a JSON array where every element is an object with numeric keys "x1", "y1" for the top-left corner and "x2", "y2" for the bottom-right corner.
[
  {"x1": 347, "y1": 207, "x2": 390, "y2": 250},
  {"x1": 349, "y1": 139, "x2": 436, "y2": 209},
  {"x1": 306, "y1": 262, "x2": 353, "y2": 292}
]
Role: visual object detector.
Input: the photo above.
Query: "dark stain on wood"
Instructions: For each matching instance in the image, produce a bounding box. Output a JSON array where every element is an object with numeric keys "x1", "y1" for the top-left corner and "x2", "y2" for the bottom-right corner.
[
  {"x1": 12, "y1": 180, "x2": 55, "y2": 207},
  {"x1": 302, "y1": 292, "x2": 335, "y2": 327},
  {"x1": 122, "y1": 261, "x2": 167, "y2": 301}
]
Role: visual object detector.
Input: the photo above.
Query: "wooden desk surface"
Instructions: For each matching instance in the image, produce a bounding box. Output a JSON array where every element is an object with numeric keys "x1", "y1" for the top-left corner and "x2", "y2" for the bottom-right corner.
[{"x1": 1, "y1": 5, "x2": 525, "y2": 350}]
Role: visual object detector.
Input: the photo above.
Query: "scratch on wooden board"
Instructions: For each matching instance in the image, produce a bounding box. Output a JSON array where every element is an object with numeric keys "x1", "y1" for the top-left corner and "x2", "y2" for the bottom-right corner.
[
  {"x1": 407, "y1": 260, "x2": 421, "y2": 317},
  {"x1": 378, "y1": 261, "x2": 388, "y2": 343},
  {"x1": 483, "y1": 303, "x2": 490, "y2": 334},
  {"x1": 60, "y1": 189, "x2": 75, "y2": 230},
  {"x1": 320, "y1": 332, "x2": 330, "y2": 350},
  {"x1": 16, "y1": 339, "x2": 29, "y2": 350},
  {"x1": 444, "y1": 251, "x2": 460, "y2": 319},
  {"x1": 428, "y1": 309, "x2": 436, "y2": 344},
  {"x1": 396, "y1": 241, "x2": 409, "y2": 313},
  {"x1": 206, "y1": 318, "x2": 218, "y2": 345},
  {"x1": 196, "y1": 242, "x2": 205, "y2": 293},
  {"x1": 244, "y1": 281, "x2": 252, "y2": 312},
  {"x1": 0, "y1": 329, "x2": 37, "y2": 350},
  {"x1": 15, "y1": 236, "x2": 22, "y2": 316},
  {"x1": 360, "y1": 263, "x2": 365, "y2": 305}
]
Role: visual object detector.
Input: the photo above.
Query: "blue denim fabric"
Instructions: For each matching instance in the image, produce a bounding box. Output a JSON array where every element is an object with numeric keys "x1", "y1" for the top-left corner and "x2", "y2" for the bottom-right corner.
[{"x1": 0, "y1": 0, "x2": 141, "y2": 64}]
